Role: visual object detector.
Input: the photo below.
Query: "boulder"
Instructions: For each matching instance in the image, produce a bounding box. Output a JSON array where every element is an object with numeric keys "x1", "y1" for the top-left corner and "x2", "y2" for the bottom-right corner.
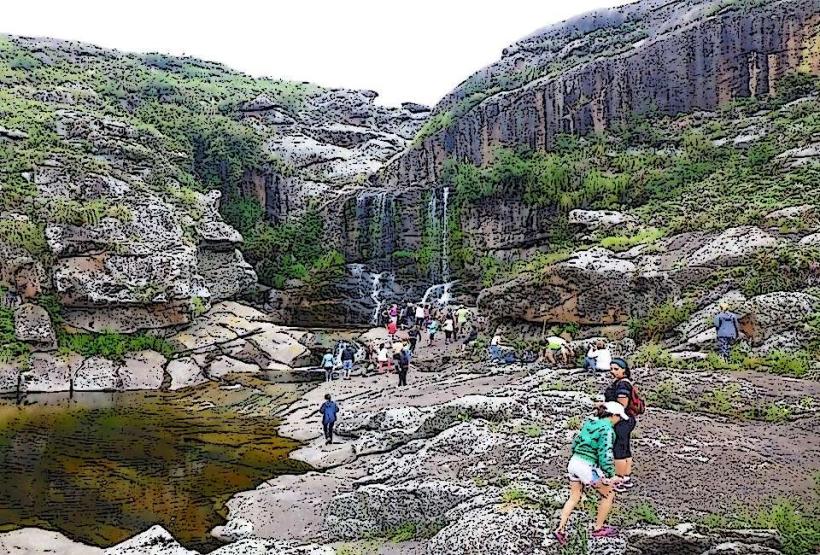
[
  {"x1": 23, "y1": 352, "x2": 79, "y2": 392},
  {"x1": 0, "y1": 362, "x2": 20, "y2": 394},
  {"x1": 738, "y1": 292, "x2": 819, "y2": 344},
  {"x1": 166, "y1": 357, "x2": 209, "y2": 390},
  {"x1": 568, "y1": 209, "x2": 638, "y2": 231},
  {"x1": 207, "y1": 355, "x2": 262, "y2": 379},
  {"x1": 73, "y1": 356, "x2": 119, "y2": 391},
  {"x1": 427, "y1": 504, "x2": 551, "y2": 555},
  {"x1": 0, "y1": 528, "x2": 102, "y2": 555},
  {"x1": 102, "y1": 525, "x2": 197, "y2": 555},
  {"x1": 798, "y1": 233, "x2": 820, "y2": 246},
  {"x1": 688, "y1": 227, "x2": 777, "y2": 267},
  {"x1": 197, "y1": 248, "x2": 257, "y2": 301},
  {"x1": 324, "y1": 480, "x2": 481, "y2": 541},
  {"x1": 210, "y1": 539, "x2": 334, "y2": 555},
  {"x1": 119, "y1": 350, "x2": 166, "y2": 390},
  {"x1": 478, "y1": 248, "x2": 679, "y2": 325},
  {"x1": 13, "y1": 303, "x2": 56, "y2": 349}
]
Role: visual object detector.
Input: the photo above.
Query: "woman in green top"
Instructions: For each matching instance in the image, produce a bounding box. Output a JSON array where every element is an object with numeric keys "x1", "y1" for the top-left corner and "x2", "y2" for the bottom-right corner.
[{"x1": 554, "y1": 401, "x2": 629, "y2": 545}]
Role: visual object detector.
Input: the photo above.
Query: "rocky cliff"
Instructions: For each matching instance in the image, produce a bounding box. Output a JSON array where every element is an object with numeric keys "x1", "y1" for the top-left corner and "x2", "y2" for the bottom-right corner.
[{"x1": 384, "y1": 0, "x2": 820, "y2": 186}]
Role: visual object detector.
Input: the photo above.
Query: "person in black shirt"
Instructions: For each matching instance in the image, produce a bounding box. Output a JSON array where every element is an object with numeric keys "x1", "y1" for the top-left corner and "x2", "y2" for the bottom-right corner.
[{"x1": 604, "y1": 357, "x2": 637, "y2": 492}]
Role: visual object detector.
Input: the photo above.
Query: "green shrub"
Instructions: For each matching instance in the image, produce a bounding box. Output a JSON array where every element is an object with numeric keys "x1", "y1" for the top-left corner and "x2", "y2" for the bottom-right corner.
[
  {"x1": 760, "y1": 403, "x2": 792, "y2": 423},
  {"x1": 698, "y1": 383, "x2": 741, "y2": 416},
  {"x1": 620, "y1": 501, "x2": 662, "y2": 525},
  {"x1": 735, "y1": 500, "x2": 820, "y2": 555},
  {"x1": 646, "y1": 379, "x2": 688, "y2": 410},
  {"x1": 742, "y1": 247, "x2": 820, "y2": 297},
  {"x1": 628, "y1": 300, "x2": 694, "y2": 342},
  {"x1": 0, "y1": 219, "x2": 48, "y2": 258},
  {"x1": 632, "y1": 343, "x2": 674, "y2": 368},
  {"x1": 565, "y1": 416, "x2": 582, "y2": 430},
  {"x1": 59, "y1": 331, "x2": 176, "y2": 362},
  {"x1": 764, "y1": 350, "x2": 810, "y2": 378},
  {"x1": 0, "y1": 286, "x2": 30, "y2": 364},
  {"x1": 600, "y1": 228, "x2": 664, "y2": 252}
]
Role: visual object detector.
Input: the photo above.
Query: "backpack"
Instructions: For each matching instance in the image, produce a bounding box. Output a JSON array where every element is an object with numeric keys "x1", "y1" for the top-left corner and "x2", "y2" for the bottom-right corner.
[{"x1": 621, "y1": 379, "x2": 646, "y2": 417}]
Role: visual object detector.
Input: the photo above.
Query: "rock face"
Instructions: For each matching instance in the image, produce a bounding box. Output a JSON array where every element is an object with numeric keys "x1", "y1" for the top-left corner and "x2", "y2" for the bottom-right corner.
[
  {"x1": 382, "y1": 0, "x2": 820, "y2": 188},
  {"x1": 13, "y1": 303, "x2": 56, "y2": 350}
]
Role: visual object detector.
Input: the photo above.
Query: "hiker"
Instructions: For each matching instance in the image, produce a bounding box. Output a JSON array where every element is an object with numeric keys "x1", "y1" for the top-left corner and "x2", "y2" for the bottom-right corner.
[
  {"x1": 387, "y1": 318, "x2": 398, "y2": 340},
  {"x1": 427, "y1": 318, "x2": 440, "y2": 346},
  {"x1": 553, "y1": 401, "x2": 628, "y2": 544},
  {"x1": 340, "y1": 344, "x2": 355, "y2": 380},
  {"x1": 321, "y1": 350, "x2": 335, "y2": 382},
  {"x1": 542, "y1": 335, "x2": 573, "y2": 366},
  {"x1": 584, "y1": 339, "x2": 612, "y2": 373},
  {"x1": 604, "y1": 357, "x2": 643, "y2": 492},
  {"x1": 415, "y1": 303, "x2": 426, "y2": 328},
  {"x1": 489, "y1": 332, "x2": 502, "y2": 361},
  {"x1": 714, "y1": 303, "x2": 740, "y2": 361},
  {"x1": 396, "y1": 346, "x2": 410, "y2": 386},
  {"x1": 455, "y1": 305, "x2": 470, "y2": 338},
  {"x1": 407, "y1": 326, "x2": 419, "y2": 353},
  {"x1": 318, "y1": 393, "x2": 339, "y2": 445},
  {"x1": 377, "y1": 343, "x2": 391, "y2": 373},
  {"x1": 443, "y1": 315, "x2": 455, "y2": 345},
  {"x1": 388, "y1": 303, "x2": 398, "y2": 322}
]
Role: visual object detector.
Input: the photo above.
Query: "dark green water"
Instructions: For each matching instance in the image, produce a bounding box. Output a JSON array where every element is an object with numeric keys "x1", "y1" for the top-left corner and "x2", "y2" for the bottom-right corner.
[{"x1": 0, "y1": 387, "x2": 309, "y2": 552}]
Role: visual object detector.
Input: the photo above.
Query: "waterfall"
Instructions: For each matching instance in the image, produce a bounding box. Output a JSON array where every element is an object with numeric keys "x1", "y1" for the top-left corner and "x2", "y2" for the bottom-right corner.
[
  {"x1": 441, "y1": 186, "x2": 450, "y2": 283},
  {"x1": 377, "y1": 191, "x2": 395, "y2": 258},
  {"x1": 355, "y1": 193, "x2": 368, "y2": 258},
  {"x1": 370, "y1": 272, "x2": 385, "y2": 325},
  {"x1": 427, "y1": 190, "x2": 439, "y2": 282},
  {"x1": 421, "y1": 281, "x2": 455, "y2": 308}
]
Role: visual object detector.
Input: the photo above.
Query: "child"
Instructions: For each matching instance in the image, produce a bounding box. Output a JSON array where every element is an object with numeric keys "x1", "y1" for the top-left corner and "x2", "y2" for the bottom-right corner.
[
  {"x1": 427, "y1": 319, "x2": 440, "y2": 346},
  {"x1": 554, "y1": 401, "x2": 628, "y2": 545}
]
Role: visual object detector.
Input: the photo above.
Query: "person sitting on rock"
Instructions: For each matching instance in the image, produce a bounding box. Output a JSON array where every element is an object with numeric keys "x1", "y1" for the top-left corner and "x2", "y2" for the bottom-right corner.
[
  {"x1": 318, "y1": 393, "x2": 339, "y2": 445},
  {"x1": 488, "y1": 331, "x2": 502, "y2": 361},
  {"x1": 554, "y1": 401, "x2": 628, "y2": 545},
  {"x1": 584, "y1": 339, "x2": 612, "y2": 373},
  {"x1": 714, "y1": 302, "x2": 740, "y2": 361}
]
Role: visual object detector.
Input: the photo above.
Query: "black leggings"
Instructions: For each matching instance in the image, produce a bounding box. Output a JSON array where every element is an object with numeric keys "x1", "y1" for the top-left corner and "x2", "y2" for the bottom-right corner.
[
  {"x1": 614, "y1": 418, "x2": 636, "y2": 459},
  {"x1": 398, "y1": 368, "x2": 407, "y2": 386}
]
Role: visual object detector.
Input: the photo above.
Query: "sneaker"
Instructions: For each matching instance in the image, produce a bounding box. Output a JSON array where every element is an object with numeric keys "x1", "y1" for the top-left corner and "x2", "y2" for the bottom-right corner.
[
  {"x1": 614, "y1": 482, "x2": 629, "y2": 493},
  {"x1": 553, "y1": 531, "x2": 568, "y2": 546},
  {"x1": 591, "y1": 525, "x2": 619, "y2": 538}
]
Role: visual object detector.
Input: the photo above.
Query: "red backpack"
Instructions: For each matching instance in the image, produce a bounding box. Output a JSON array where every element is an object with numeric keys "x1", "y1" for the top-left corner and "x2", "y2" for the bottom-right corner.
[{"x1": 622, "y1": 379, "x2": 646, "y2": 417}]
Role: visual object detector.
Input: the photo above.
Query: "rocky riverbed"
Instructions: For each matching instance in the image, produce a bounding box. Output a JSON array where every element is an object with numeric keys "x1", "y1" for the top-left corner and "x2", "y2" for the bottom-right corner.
[{"x1": 4, "y1": 334, "x2": 816, "y2": 554}]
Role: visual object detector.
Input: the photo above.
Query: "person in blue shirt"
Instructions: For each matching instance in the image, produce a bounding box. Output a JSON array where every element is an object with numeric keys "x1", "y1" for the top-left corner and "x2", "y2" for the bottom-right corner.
[
  {"x1": 318, "y1": 393, "x2": 339, "y2": 444},
  {"x1": 321, "y1": 351, "x2": 335, "y2": 382},
  {"x1": 714, "y1": 303, "x2": 740, "y2": 361}
]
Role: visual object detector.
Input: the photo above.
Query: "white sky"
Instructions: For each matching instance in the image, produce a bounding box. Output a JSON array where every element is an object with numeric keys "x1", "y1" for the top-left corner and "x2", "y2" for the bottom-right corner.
[{"x1": 4, "y1": 0, "x2": 633, "y2": 107}]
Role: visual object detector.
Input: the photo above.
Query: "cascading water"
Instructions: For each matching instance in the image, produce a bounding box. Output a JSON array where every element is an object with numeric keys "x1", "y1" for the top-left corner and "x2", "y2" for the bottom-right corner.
[
  {"x1": 370, "y1": 272, "x2": 385, "y2": 325},
  {"x1": 441, "y1": 186, "x2": 450, "y2": 283},
  {"x1": 427, "y1": 190, "x2": 439, "y2": 282}
]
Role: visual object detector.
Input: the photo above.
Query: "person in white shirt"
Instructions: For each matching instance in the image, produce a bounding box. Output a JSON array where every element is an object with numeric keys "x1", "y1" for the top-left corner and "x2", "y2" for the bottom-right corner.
[
  {"x1": 584, "y1": 339, "x2": 612, "y2": 372},
  {"x1": 489, "y1": 333, "x2": 502, "y2": 361},
  {"x1": 377, "y1": 343, "x2": 391, "y2": 373}
]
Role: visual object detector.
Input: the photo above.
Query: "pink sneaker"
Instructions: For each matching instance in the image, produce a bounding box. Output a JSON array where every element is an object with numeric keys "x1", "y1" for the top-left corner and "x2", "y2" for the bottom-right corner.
[
  {"x1": 591, "y1": 525, "x2": 619, "y2": 538},
  {"x1": 553, "y1": 531, "x2": 568, "y2": 546}
]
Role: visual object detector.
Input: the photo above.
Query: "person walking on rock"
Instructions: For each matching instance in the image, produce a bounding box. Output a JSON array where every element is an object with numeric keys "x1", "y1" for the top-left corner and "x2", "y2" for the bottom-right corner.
[
  {"x1": 427, "y1": 318, "x2": 440, "y2": 346},
  {"x1": 714, "y1": 303, "x2": 740, "y2": 361},
  {"x1": 387, "y1": 319, "x2": 398, "y2": 340},
  {"x1": 605, "y1": 357, "x2": 643, "y2": 492},
  {"x1": 415, "y1": 303, "x2": 426, "y2": 328},
  {"x1": 340, "y1": 344, "x2": 355, "y2": 380},
  {"x1": 396, "y1": 347, "x2": 410, "y2": 387},
  {"x1": 554, "y1": 401, "x2": 628, "y2": 545},
  {"x1": 455, "y1": 306, "x2": 470, "y2": 338},
  {"x1": 318, "y1": 393, "x2": 339, "y2": 445},
  {"x1": 443, "y1": 315, "x2": 455, "y2": 345},
  {"x1": 321, "y1": 350, "x2": 335, "y2": 382},
  {"x1": 407, "y1": 326, "x2": 419, "y2": 354},
  {"x1": 377, "y1": 343, "x2": 391, "y2": 373}
]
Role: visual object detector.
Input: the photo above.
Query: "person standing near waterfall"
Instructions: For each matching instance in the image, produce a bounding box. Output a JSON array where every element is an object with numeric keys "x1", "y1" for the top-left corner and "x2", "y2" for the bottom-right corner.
[{"x1": 415, "y1": 303, "x2": 425, "y2": 328}]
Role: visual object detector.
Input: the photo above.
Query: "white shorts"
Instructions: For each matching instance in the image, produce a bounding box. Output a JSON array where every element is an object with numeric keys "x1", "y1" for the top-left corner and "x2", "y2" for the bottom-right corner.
[{"x1": 567, "y1": 455, "x2": 603, "y2": 485}]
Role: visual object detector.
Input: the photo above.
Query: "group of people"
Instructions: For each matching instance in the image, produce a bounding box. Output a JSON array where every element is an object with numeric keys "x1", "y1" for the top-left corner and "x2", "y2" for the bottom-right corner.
[
  {"x1": 554, "y1": 357, "x2": 643, "y2": 543},
  {"x1": 382, "y1": 301, "x2": 477, "y2": 349}
]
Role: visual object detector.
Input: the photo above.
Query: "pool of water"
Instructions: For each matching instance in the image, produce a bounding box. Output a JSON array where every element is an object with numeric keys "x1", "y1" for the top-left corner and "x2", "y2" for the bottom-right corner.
[{"x1": 0, "y1": 386, "x2": 310, "y2": 552}]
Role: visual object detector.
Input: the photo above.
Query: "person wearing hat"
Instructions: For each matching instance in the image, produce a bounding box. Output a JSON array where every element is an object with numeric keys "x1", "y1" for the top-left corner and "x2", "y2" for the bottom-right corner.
[
  {"x1": 553, "y1": 401, "x2": 628, "y2": 545},
  {"x1": 714, "y1": 302, "x2": 740, "y2": 361},
  {"x1": 605, "y1": 357, "x2": 638, "y2": 492}
]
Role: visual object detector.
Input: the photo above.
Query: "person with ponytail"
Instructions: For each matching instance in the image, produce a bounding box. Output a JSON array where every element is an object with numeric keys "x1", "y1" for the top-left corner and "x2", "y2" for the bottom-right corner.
[{"x1": 553, "y1": 401, "x2": 629, "y2": 545}]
